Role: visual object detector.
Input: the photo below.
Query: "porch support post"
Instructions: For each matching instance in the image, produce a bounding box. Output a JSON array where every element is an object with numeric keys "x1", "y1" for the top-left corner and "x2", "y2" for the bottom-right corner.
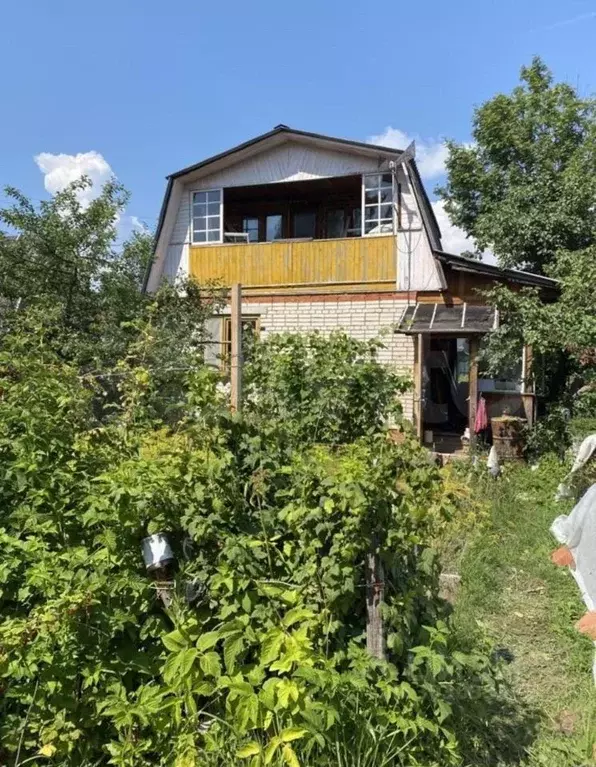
[
  {"x1": 414, "y1": 333, "x2": 424, "y2": 441},
  {"x1": 468, "y1": 337, "x2": 479, "y2": 449},
  {"x1": 522, "y1": 344, "x2": 535, "y2": 428}
]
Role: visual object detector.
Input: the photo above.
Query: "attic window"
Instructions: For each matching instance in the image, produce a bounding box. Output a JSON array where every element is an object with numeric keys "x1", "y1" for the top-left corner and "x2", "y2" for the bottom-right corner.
[{"x1": 192, "y1": 190, "x2": 222, "y2": 243}]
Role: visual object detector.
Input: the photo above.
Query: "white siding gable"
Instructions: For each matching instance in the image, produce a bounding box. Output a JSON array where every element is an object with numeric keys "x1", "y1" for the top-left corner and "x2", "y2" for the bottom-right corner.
[
  {"x1": 397, "y1": 166, "x2": 444, "y2": 291},
  {"x1": 193, "y1": 141, "x2": 387, "y2": 190}
]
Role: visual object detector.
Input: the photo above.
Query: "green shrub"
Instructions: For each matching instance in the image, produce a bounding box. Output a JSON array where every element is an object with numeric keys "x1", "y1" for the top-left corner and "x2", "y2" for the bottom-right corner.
[{"x1": 0, "y1": 318, "x2": 517, "y2": 766}]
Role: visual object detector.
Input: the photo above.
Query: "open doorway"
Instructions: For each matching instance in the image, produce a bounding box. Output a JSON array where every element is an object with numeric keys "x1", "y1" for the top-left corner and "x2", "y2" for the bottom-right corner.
[{"x1": 422, "y1": 337, "x2": 470, "y2": 445}]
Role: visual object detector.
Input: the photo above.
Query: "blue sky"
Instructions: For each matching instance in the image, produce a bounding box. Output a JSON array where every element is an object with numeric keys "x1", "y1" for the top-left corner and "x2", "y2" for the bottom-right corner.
[{"x1": 1, "y1": 0, "x2": 596, "y2": 250}]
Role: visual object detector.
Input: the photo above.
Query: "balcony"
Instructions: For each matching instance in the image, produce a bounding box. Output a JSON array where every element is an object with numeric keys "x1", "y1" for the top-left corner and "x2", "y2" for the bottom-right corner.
[{"x1": 189, "y1": 234, "x2": 397, "y2": 292}]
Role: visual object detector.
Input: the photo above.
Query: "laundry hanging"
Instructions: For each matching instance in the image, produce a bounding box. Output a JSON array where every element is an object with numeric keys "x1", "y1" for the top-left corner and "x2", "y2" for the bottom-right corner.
[{"x1": 474, "y1": 394, "x2": 489, "y2": 434}]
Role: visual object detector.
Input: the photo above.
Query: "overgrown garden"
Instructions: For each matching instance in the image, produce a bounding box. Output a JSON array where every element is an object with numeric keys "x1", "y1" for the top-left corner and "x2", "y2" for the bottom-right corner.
[{"x1": 2, "y1": 55, "x2": 596, "y2": 766}]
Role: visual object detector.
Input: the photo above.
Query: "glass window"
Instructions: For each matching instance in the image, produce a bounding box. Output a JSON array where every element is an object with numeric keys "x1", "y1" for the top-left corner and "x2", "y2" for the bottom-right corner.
[
  {"x1": 326, "y1": 210, "x2": 346, "y2": 239},
  {"x1": 242, "y1": 217, "x2": 259, "y2": 243},
  {"x1": 363, "y1": 175, "x2": 394, "y2": 236},
  {"x1": 192, "y1": 190, "x2": 221, "y2": 244},
  {"x1": 222, "y1": 316, "x2": 259, "y2": 369},
  {"x1": 293, "y1": 211, "x2": 316, "y2": 239},
  {"x1": 266, "y1": 214, "x2": 283, "y2": 241}
]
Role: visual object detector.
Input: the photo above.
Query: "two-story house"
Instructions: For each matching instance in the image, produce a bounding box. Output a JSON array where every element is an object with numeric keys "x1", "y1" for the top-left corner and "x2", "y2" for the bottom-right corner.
[{"x1": 144, "y1": 125, "x2": 557, "y2": 450}]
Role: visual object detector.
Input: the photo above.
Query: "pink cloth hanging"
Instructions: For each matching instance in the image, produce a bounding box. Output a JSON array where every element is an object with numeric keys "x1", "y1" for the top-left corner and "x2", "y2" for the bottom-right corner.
[{"x1": 474, "y1": 394, "x2": 489, "y2": 434}]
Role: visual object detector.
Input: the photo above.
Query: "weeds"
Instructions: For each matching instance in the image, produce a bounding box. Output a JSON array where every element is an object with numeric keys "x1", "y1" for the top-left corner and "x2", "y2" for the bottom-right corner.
[{"x1": 451, "y1": 455, "x2": 596, "y2": 766}]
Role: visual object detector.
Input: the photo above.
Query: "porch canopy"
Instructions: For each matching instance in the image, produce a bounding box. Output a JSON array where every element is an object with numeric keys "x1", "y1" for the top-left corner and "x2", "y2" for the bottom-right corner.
[{"x1": 396, "y1": 303, "x2": 497, "y2": 335}]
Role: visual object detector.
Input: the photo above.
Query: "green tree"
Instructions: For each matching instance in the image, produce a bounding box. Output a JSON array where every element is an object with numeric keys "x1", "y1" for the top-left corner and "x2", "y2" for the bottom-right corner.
[
  {"x1": 0, "y1": 179, "x2": 224, "y2": 415},
  {"x1": 482, "y1": 244, "x2": 596, "y2": 416},
  {"x1": 439, "y1": 57, "x2": 596, "y2": 273}
]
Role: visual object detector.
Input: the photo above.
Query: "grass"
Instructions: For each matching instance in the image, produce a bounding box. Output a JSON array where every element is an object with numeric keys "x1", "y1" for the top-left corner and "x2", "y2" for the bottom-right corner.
[{"x1": 450, "y1": 455, "x2": 596, "y2": 766}]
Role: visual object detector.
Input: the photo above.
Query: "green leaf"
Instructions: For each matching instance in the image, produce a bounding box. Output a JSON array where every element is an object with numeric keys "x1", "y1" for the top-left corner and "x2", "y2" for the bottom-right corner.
[
  {"x1": 196, "y1": 631, "x2": 220, "y2": 652},
  {"x1": 163, "y1": 629, "x2": 188, "y2": 652},
  {"x1": 200, "y1": 652, "x2": 222, "y2": 678},
  {"x1": 236, "y1": 742, "x2": 261, "y2": 759},
  {"x1": 263, "y1": 737, "x2": 281, "y2": 765},
  {"x1": 282, "y1": 607, "x2": 313, "y2": 629},
  {"x1": 236, "y1": 692, "x2": 260, "y2": 731},
  {"x1": 241, "y1": 592, "x2": 252, "y2": 612},
  {"x1": 193, "y1": 681, "x2": 215, "y2": 696},
  {"x1": 260, "y1": 632, "x2": 284, "y2": 665},
  {"x1": 178, "y1": 648, "x2": 198, "y2": 679},
  {"x1": 282, "y1": 744, "x2": 301, "y2": 767},
  {"x1": 223, "y1": 634, "x2": 244, "y2": 674},
  {"x1": 279, "y1": 728, "x2": 308, "y2": 743}
]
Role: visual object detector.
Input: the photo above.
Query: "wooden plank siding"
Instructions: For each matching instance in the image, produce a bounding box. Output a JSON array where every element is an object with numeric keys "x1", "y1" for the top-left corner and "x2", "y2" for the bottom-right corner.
[{"x1": 189, "y1": 235, "x2": 397, "y2": 290}]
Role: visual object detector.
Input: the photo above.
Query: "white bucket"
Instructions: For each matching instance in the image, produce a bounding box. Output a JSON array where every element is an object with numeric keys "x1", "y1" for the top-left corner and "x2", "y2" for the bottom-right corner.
[{"x1": 142, "y1": 533, "x2": 175, "y2": 571}]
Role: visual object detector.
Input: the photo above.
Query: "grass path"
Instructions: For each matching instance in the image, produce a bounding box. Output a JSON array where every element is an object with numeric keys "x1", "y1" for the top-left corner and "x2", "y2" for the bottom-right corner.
[{"x1": 452, "y1": 456, "x2": 596, "y2": 766}]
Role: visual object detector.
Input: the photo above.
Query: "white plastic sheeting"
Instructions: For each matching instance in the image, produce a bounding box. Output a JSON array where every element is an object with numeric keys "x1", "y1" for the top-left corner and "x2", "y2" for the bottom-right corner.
[
  {"x1": 487, "y1": 445, "x2": 501, "y2": 478},
  {"x1": 555, "y1": 433, "x2": 596, "y2": 501},
  {"x1": 551, "y1": 483, "x2": 596, "y2": 683},
  {"x1": 570, "y1": 434, "x2": 596, "y2": 475}
]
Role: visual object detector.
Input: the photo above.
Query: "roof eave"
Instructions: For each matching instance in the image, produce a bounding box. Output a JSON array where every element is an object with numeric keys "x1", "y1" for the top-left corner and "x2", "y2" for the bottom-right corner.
[{"x1": 433, "y1": 250, "x2": 559, "y2": 290}]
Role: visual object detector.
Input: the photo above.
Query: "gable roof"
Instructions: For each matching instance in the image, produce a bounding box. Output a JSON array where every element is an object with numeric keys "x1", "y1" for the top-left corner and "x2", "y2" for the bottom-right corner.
[{"x1": 168, "y1": 124, "x2": 408, "y2": 180}]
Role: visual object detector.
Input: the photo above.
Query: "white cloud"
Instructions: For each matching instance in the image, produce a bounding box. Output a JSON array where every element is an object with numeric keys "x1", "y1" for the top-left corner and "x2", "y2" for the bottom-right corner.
[
  {"x1": 432, "y1": 199, "x2": 496, "y2": 262},
  {"x1": 431, "y1": 200, "x2": 472, "y2": 254},
  {"x1": 368, "y1": 127, "x2": 449, "y2": 180},
  {"x1": 33, "y1": 150, "x2": 146, "y2": 244},
  {"x1": 130, "y1": 215, "x2": 149, "y2": 233},
  {"x1": 34, "y1": 151, "x2": 114, "y2": 209}
]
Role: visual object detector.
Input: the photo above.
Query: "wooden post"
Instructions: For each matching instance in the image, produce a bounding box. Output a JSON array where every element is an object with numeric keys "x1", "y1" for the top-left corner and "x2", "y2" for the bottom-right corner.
[
  {"x1": 366, "y1": 536, "x2": 386, "y2": 661},
  {"x1": 468, "y1": 337, "x2": 479, "y2": 449},
  {"x1": 522, "y1": 344, "x2": 536, "y2": 430},
  {"x1": 414, "y1": 333, "x2": 424, "y2": 440},
  {"x1": 230, "y1": 284, "x2": 242, "y2": 412}
]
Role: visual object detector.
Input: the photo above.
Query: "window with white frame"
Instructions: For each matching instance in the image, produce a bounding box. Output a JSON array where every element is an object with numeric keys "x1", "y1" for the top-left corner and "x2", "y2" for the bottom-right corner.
[
  {"x1": 192, "y1": 190, "x2": 222, "y2": 243},
  {"x1": 363, "y1": 173, "x2": 394, "y2": 235}
]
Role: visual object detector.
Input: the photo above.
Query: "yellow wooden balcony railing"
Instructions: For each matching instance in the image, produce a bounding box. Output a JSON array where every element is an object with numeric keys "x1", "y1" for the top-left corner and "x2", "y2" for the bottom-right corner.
[{"x1": 189, "y1": 235, "x2": 396, "y2": 292}]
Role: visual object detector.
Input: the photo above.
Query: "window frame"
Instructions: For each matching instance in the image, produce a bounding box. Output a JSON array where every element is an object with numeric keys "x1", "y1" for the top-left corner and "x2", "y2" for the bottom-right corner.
[
  {"x1": 191, "y1": 188, "x2": 224, "y2": 245},
  {"x1": 242, "y1": 216, "x2": 260, "y2": 243},
  {"x1": 265, "y1": 213, "x2": 284, "y2": 242},
  {"x1": 220, "y1": 315, "x2": 260, "y2": 370},
  {"x1": 361, "y1": 173, "x2": 395, "y2": 237}
]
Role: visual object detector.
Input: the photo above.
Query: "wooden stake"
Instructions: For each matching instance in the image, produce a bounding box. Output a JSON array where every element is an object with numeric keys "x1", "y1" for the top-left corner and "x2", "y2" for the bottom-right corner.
[
  {"x1": 230, "y1": 284, "x2": 242, "y2": 412},
  {"x1": 414, "y1": 333, "x2": 424, "y2": 441},
  {"x1": 366, "y1": 536, "x2": 386, "y2": 660},
  {"x1": 468, "y1": 337, "x2": 479, "y2": 448}
]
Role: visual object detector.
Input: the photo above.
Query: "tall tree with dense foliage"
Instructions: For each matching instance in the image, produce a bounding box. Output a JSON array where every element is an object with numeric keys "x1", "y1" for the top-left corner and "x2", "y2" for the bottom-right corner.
[
  {"x1": 439, "y1": 57, "x2": 596, "y2": 273},
  {"x1": 0, "y1": 179, "x2": 224, "y2": 416}
]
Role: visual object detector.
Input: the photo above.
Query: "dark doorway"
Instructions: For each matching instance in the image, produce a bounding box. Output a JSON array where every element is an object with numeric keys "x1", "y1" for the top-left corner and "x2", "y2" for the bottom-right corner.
[{"x1": 423, "y1": 337, "x2": 469, "y2": 435}]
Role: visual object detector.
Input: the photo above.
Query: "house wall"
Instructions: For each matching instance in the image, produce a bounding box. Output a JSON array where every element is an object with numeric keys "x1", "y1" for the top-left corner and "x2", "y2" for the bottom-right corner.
[
  {"x1": 397, "y1": 165, "x2": 444, "y2": 292},
  {"x1": 205, "y1": 294, "x2": 416, "y2": 421}
]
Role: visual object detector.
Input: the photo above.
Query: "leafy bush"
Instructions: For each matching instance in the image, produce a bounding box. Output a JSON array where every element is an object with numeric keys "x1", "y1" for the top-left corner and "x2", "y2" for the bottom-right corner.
[
  {"x1": 244, "y1": 331, "x2": 410, "y2": 446},
  {"x1": 0, "y1": 316, "x2": 515, "y2": 766},
  {"x1": 523, "y1": 404, "x2": 571, "y2": 460}
]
